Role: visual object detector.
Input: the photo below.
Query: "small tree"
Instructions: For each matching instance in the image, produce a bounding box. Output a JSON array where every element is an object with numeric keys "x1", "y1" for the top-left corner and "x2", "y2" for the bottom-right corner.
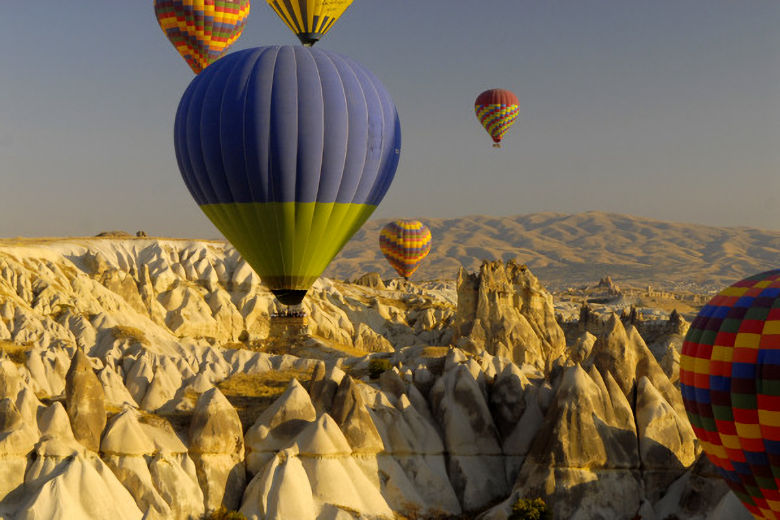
[
  {"x1": 201, "y1": 508, "x2": 246, "y2": 520},
  {"x1": 368, "y1": 358, "x2": 392, "y2": 379},
  {"x1": 509, "y1": 496, "x2": 552, "y2": 520}
]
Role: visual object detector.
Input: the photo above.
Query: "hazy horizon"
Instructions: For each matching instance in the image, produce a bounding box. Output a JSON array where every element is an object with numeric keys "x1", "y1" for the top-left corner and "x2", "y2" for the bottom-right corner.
[
  {"x1": 1, "y1": 2, "x2": 778, "y2": 237},
  {"x1": 4, "y1": 209, "x2": 779, "y2": 241}
]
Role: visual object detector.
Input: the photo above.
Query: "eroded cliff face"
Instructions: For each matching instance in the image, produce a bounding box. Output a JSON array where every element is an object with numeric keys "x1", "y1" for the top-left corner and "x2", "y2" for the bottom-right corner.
[
  {"x1": 0, "y1": 241, "x2": 748, "y2": 520},
  {"x1": 0, "y1": 238, "x2": 457, "y2": 356},
  {"x1": 453, "y1": 260, "x2": 566, "y2": 372},
  {"x1": 490, "y1": 314, "x2": 698, "y2": 520}
]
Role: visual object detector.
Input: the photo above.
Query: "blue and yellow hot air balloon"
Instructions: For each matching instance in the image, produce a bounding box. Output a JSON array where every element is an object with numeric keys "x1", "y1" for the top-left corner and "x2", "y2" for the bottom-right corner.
[
  {"x1": 379, "y1": 220, "x2": 432, "y2": 280},
  {"x1": 174, "y1": 46, "x2": 401, "y2": 305},
  {"x1": 154, "y1": 0, "x2": 251, "y2": 74},
  {"x1": 266, "y1": 0, "x2": 352, "y2": 46}
]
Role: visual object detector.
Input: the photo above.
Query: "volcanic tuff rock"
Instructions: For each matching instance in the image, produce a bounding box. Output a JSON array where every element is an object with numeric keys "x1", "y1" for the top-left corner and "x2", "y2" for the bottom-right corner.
[
  {"x1": 101, "y1": 408, "x2": 174, "y2": 518},
  {"x1": 330, "y1": 376, "x2": 384, "y2": 453},
  {"x1": 483, "y1": 313, "x2": 699, "y2": 520},
  {"x1": 654, "y1": 455, "x2": 753, "y2": 520},
  {"x1": 454, "y1": 259, "x2": 566, "y2": 371},
  {"x1": 65, "y1": 347, "x2": 106, "y2": 452},
  {"x1": 353, "y1": 322, "x2": 395, "y2": 353},
  {"x1": 245, "y1": 378, "x2": 316, "y2": 475},
  {"x1": 352, "y1": 272, "x2": 386, "y2": 290},
  {"x1": 17, "y1": 452, "x2": 145, "y2": 520},
  {"x1": 0, "y1": 399, "x2": 36, "y2": 501},
  {"x1": 0, "y1": 239, "x2": 748, "y2": 519},
  {"x1": 431, "y1": 362, "x2": 507, "y2": 511},
  {"x1": 189, "y1": 387, "x2": 246, "y2": 511}
]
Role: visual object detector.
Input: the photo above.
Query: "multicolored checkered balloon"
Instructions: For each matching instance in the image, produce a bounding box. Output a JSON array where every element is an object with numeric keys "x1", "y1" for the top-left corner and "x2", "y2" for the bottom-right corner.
[
  {"x1": 154, "y1": 0, "x2": 250, "y2": 74},
  {"x1": 475, "y1": 88, "x2": 519, "y2": 147},
  {"x1": 680, "y1": 269, "x2": 780, "y2": 519},
  {"x1": 379, "y1": 220, "x2": 432, "y2": 280}
]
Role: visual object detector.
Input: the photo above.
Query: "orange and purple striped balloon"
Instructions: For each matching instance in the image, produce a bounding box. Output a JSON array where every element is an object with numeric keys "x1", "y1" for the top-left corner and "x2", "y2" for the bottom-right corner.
[
  {"x1": 154, "y1": 0, "x2": 250, "y2": 74},
  {"x1": 379, "y1": 220, "x2": 432, "y2": 280},
  {"x1": 680, "y1": 269, "x2": 780, "y2": 519},
  {"x1": 475, "y1": 88, "x2": 519, "y2": 147}
]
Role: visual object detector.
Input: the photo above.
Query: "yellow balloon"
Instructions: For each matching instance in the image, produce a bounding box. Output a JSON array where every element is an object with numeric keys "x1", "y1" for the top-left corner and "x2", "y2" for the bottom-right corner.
[{"x1": 266, "y1": 0, "x2": 353, "y2": 46}]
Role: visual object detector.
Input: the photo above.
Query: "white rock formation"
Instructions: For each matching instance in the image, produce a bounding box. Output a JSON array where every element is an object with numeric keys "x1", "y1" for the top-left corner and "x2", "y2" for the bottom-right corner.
[
  {"x1": 453, "y1": 260, "x2": 566, "y2": 371},
  {"x1": 65, "y1": 348, "x2": 106, "y2": 452},
  {"x1": 430, "y1": 363, "x2": 507, "y2": 511},
  {"x1": 16, "y1": 452, "x2": 144, "y2": 520},
  {"x1": 0, "y1": 239, "x2": 728, "y2": 520},
  {"x1": 245, "y1": 379, "x2": 316, "y2": 475},
  {"x1": 189, "y1": 387, "x2": 246, "y2": 512},
  {"x1": 241, "y1": 447, "x2": 316, "y2": 520},
  {"x1": 295, "y1": 414, "x2": 394, "y2": 518}
]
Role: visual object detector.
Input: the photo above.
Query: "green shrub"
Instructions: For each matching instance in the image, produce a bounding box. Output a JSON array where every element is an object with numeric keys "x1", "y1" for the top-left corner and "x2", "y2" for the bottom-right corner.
[
  {"x1": 201, "y1": 508, "x2": 246, "y2": 520},
  {"x1": 111, "y1": 325, "x2": 149, "y2": 346},
  {"x1": 0, "y1": 341, "x2": 31, "y2": 365},
  {"x1": 368, "y1": 358, "x2": 392, "y2": 379},
  {"x1": 50, "y1": 303, "x2": 75, "y2": 321},
  {"x1": 509, "y1": 496, "x2": 552, "y2": 520}
]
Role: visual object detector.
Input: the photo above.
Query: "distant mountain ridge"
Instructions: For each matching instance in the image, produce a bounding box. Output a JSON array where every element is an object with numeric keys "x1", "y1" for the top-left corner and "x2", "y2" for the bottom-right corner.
[{"x1": 324, "y1": 211, "x2": 780, "y2": 292}]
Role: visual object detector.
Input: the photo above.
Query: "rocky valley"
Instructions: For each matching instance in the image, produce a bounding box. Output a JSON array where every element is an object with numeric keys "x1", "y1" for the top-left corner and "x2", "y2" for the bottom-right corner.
[{"x1": 0, "y1": 236, "x2": 755, "y2": 519}]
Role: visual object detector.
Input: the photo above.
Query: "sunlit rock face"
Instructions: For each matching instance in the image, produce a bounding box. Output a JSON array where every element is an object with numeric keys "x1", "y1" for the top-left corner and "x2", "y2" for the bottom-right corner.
[
  {"x1": 188, "y1": 387, "x2": 246, "y2": 511},
  {"x1": 500, "y1": 364, "x2": 642, "y2": 520},
  {"x1": 453, "y1": 260, "x2": 566, "y2": 371},
  {"x1": 482, "y1": 313, "x2": 702, "y2": 520},
  {"x1": 244, "y1": 378, "x2": 319, "y2": 480},
  {"x1": 101, "y1": 408, "x2": 193, "y2": 519},
  {"x1": 352, "y1": 272, "x2": 386, "y2": 290},
  {"x1": 65, "y1": 348, "x2": 106, "y2": 452},
  {"x1": 0, "y1": 239, "x2": 746, "y2": 519}
]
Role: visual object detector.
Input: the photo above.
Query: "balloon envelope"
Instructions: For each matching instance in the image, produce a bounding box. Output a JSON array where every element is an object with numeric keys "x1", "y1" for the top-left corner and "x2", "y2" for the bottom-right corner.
[
  {"x1": 154, "y1": 0, "x2": 250, "y2": 74},
  {"x1": 475, "y1": 88, "x2": 519, "y2": 145},
  {"x1": 174, "y1": 46, "x2": 401, "y2": 305},
  {"x1": 266, "y1": 0, "x2": 352, "y2": 46},
  {"x1": 379, "y1": 220, "x2": 432, "y2": 279},
  {"x1": 680, "y1": 269, "x2": 780, "y2": 518}
]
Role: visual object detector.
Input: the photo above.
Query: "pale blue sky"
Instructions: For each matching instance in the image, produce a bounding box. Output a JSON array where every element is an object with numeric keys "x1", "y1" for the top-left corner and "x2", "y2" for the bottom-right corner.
[{"x1": 0, "y1": 2, "x2": 778, "y2": 237}]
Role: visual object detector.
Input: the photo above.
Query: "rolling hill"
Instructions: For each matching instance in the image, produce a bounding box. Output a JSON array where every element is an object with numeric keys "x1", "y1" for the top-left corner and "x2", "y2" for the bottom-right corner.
[{"x1": 324, "y1": 211, "x2": 780, "y2": 292}]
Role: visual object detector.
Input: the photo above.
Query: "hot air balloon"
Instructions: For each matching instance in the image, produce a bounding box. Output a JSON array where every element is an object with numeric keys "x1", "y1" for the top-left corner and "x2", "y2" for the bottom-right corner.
[
  {"x1": 475, "y1": 89, "x2": 519, "y2": 148},
  {"x1": 379, "y1": 220, "x2": 432, "y2": 280},
  {"x1": 680, "y1": 269, "x2": 780, "y2": 519},
  {"x1": 154, "y1": 0, "x2": 250, "y2": 74},
  {"x1": 266, "y1": 0, "x2": 352, "y2": 46},
  {"x1": 174, "y1": 46, "x2": 401, "y2": 306}
]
